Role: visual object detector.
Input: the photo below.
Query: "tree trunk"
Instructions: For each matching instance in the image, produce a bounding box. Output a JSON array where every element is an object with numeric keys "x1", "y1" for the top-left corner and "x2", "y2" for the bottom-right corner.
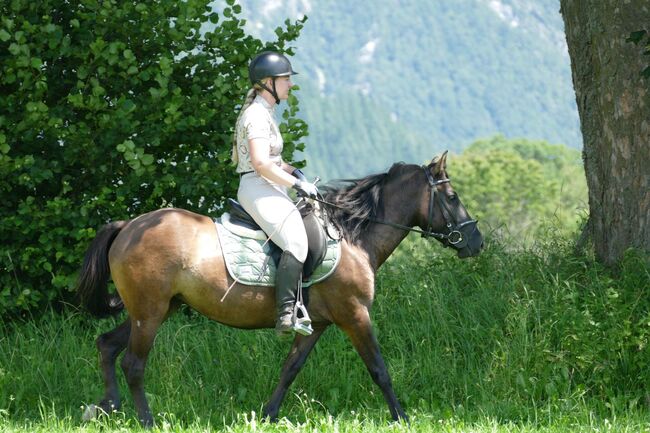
[{"x1": 560, "y1": 0, "x2": 650, "y2": 265}]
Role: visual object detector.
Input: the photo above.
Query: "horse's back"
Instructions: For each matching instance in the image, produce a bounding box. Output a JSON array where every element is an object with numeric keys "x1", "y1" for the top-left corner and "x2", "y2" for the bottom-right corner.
[
  {"x1": 109, "y1": 208, "x2": 215, "y2": 263},
  {"x1": 108, "y1": 209, "x2": 222, "y2": 313},
  {"x1": 107, "y1": 208, "x2": 277, "y2": 328}
]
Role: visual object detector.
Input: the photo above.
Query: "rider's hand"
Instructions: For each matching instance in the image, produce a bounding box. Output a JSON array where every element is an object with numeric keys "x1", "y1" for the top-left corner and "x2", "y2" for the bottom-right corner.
[{"x1": 292, "y1": 179, "x2": 318, "y2": 198}]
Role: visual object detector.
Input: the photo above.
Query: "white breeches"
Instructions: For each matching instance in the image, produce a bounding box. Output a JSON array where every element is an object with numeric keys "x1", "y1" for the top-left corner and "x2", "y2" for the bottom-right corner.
[{"x1": 237, "y1": 173, "x2": 308, "y2": 262}]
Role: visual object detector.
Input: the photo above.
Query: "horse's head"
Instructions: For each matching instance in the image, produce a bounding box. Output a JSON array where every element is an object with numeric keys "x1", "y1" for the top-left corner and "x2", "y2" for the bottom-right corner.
[{"x1": 416, "y1": 151, "x2": 483, "y2": 258}]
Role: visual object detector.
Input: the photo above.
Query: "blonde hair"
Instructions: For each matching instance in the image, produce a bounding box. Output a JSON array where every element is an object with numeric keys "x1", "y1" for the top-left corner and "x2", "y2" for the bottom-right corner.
[{"x1": 231, "y1": 84, "x2": 265, "y2": 165}]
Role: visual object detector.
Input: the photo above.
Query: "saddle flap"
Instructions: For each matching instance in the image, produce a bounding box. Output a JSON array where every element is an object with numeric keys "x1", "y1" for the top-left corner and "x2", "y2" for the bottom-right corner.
[{"x1": 302, "y1": 211, "x2": 328, "y2": 280}]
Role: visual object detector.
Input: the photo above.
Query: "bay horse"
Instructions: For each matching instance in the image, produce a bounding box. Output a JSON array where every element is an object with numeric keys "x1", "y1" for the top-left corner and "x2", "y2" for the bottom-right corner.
[{"x1": 77, "y1": 152, "x2": 483, "y2": 426}]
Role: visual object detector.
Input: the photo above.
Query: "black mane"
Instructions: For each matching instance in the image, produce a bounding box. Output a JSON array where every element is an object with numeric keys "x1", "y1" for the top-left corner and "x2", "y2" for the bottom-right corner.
[{"x1": 321, "y1": 163, "x2": 410, "y2": 244}]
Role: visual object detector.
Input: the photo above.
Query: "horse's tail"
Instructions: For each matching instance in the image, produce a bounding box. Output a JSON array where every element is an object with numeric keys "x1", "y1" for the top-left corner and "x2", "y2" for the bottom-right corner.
[{"x1": 77, "y1": 220, "x2": 129, "y2": 318}]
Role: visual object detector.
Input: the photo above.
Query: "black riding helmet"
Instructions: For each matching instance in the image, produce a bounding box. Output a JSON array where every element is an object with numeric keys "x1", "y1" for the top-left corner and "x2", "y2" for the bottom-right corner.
[{"x1": 248, "y1": 51, "x2": 298, "y2": 104}]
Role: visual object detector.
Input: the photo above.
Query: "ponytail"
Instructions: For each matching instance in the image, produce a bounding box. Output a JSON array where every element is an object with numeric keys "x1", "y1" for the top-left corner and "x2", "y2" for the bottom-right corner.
[{"x1": 231, "y1": 87, "x2": 258, "y2": 165}]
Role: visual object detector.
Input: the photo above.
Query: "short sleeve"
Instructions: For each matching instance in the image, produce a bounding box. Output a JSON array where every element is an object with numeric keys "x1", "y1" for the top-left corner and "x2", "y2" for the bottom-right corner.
[{"x1": 243, "y1": 108, "x2": 271, "y2": 140}]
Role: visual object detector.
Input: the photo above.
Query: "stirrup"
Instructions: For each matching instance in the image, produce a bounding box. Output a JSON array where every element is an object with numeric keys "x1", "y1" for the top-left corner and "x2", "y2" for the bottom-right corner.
[{"x1": 292, "y1": 301, "x2": 313, "y2": 336}]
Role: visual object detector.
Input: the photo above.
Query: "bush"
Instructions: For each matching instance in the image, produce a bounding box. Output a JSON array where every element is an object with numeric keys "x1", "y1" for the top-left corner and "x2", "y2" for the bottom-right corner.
[{"x1": 0, "y1": 0, "x2": 308, "y2": 316}]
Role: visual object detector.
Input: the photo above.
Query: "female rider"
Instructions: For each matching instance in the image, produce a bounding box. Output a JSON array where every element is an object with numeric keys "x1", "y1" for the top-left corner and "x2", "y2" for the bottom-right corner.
[{"x1": 232, "y1": 51, "x2": 318, "y2": 336}]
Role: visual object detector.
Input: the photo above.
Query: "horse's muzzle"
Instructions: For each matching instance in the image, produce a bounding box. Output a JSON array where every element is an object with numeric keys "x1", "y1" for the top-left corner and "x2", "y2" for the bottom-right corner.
[{"x1": 454, "y1": 221, "x2": 483, "y2": 258}]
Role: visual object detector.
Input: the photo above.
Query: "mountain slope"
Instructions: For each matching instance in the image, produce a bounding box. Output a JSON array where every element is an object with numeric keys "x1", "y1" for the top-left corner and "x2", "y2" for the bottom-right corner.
[{"x1": 221, "y1": 0, "x2": 581, "y2": 179}]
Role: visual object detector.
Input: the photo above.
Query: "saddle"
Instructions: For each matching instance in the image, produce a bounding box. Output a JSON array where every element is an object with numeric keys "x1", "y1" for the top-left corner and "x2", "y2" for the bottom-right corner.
[{"x1": 225, "y1": 198, "x2": 329, "y2": 281}]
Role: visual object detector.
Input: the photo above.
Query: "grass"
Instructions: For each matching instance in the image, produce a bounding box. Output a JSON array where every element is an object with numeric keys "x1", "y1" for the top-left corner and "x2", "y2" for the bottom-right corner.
[
  {"x1": 1, "y1": 234, "x2": 649, "y2": 432},
  {"x1": 1, "y1": 409, "x2": 649, "y2": 433}
]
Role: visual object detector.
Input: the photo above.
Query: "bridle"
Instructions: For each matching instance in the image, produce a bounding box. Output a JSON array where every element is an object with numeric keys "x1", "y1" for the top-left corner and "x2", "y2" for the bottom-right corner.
[
  {"x1": 310, "y1": 166, "x2": 478, "y2": 248},
  {"x1": 418, "y1": 165, "x2": 478, "y2": 248}
]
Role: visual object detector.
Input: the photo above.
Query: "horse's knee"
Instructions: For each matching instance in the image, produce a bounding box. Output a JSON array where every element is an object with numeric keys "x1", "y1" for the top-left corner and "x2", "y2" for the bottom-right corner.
[
  {"x1": 121, "y1": 353, "x2": 145, "y2": 387},
  {"x1": 96, "y1": 333, "x2": 110, "y2": 352},
  {"x1": 96, "y1": 324, "x2": 130, "y2": 359},
  {"x1": 367, "y1": 365, "x2": 391, "y2": 387},
  {"x1": 96, "y1": 333, "x2": 114, "y2": 353},
  {"x1": 97, "y1": 335, "x2": 117, "y2": 363}
]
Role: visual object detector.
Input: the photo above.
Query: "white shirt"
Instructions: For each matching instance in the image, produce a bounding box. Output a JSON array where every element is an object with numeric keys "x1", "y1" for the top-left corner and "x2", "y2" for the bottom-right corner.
[{"x1": 235, "y1": 95, "x2": 283, "y2": 173}]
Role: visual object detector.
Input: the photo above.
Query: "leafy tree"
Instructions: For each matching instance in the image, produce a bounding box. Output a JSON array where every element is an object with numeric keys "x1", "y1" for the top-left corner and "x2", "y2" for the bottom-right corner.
[
  {"x1": 0, "y1": 0, "x2": 307, "y2": 315},
  {"x1": 450, "y1": 136, "x2": 587, "y2": 242}
]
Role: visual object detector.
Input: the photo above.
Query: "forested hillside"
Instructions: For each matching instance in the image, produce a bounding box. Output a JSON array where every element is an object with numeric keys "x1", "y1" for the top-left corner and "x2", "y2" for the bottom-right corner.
[{"x1": 216, "y1": 0, "x2": 581, "y2": 179}]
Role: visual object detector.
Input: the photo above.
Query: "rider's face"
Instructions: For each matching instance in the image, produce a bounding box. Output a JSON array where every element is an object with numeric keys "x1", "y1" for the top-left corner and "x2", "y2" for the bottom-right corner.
[{"x1": 272, "y1": 76, "x2": 294, "y2": 100}]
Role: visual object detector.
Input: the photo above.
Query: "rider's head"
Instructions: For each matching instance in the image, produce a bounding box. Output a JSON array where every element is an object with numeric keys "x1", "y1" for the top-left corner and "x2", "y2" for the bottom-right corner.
[{"x1": 248, "y1": 51, "x2": 298, "y2": 105}]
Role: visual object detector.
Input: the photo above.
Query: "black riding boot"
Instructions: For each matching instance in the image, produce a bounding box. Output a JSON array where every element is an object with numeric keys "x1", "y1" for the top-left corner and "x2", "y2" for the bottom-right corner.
[{"x1": 274, "y1": 251, "x2": 303, "y2": 336}]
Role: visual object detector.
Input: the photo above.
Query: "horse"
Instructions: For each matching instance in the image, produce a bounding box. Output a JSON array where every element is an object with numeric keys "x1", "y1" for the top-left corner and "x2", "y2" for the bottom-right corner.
[{"x1": 77, "y1": 151, "x2": 483, "y2": 427}]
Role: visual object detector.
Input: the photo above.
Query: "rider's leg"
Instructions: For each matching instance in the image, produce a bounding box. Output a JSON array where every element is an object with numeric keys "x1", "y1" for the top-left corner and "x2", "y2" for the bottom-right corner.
[
  {"x1": 274, "y1": 250, "x2": 303, "y2": 334},
  {"x1": 237, "y1": 175, "x2": 310, "y2": 335}
]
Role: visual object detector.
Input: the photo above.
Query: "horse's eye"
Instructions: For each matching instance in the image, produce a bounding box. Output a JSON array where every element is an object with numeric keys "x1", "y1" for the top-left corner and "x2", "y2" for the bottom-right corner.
[{"x1": 448, "y1": 194, "x2": 458, "y2": 202}]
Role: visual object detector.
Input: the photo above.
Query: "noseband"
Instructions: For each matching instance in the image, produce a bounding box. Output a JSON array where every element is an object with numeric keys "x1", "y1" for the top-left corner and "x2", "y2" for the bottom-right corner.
[{"x1": 421, "y1": 166, "x2": 477, "y2": 248}]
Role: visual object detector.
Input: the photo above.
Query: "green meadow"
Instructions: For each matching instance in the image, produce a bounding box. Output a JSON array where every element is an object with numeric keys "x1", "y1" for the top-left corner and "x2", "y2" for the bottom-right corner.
[{"x1": 1, "y1": 234, "x2": 648, "y2": 432}]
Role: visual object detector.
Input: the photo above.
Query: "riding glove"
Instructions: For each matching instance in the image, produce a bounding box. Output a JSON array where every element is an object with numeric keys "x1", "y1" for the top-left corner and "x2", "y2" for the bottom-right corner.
[{"x1": 292, "y1": 179, "x2": 318, "y2": 198}]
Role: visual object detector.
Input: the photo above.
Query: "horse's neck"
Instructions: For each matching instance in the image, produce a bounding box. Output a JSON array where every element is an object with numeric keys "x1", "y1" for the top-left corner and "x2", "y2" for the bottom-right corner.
[
  {"x1": 362, "y1": 223, "x2": 411, "y2": 270},
  {"x1": 361, "y1": 176, "x2": 421, "y2": 270}
]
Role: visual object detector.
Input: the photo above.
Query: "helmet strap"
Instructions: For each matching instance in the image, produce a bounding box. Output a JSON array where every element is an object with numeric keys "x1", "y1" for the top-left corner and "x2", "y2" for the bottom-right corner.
[
  {"x1": 271, "y1": 78, "x2": 280, "y2": 104},
  {"x1": 257, "y1": 78, "x2": 281, "y2": 105}
]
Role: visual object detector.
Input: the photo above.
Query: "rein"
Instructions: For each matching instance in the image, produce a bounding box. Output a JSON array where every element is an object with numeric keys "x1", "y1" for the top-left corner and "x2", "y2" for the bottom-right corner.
[{"x1": 311, "y1": 166, "x2": 477, "y2": 246}]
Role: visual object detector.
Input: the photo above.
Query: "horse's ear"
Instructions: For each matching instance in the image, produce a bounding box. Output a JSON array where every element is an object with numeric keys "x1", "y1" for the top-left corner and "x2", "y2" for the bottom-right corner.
[{"x1": 430, "y1": 150, "x2": 448, "y2": 175}]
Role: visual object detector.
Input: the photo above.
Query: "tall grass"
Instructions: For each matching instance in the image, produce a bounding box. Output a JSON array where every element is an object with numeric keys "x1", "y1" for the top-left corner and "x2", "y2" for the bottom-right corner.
[{"x1": 1, "y1": 233, "x2": 649, "y2": 432}]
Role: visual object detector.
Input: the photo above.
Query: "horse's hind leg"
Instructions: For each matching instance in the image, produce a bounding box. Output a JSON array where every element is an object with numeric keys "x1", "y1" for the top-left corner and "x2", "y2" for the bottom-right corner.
[
  {"x1": 263, "y1": 326, "x2": 327, "y2": 421},
  {"x1": 120, "y1": 313, "x2": 164, "y2": 428},
  {"x1": 96, "y1": 319, "x2": 131, "y2": 414}
]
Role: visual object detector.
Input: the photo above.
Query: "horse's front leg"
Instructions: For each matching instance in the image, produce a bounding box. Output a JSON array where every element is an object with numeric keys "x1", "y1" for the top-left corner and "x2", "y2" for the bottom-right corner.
[
  {"x1": 263, "y1": 325, "x2": 327, "y2": 421},
  {"x1": 339, "y1": 309, "x2": 408, "y2": 423}
]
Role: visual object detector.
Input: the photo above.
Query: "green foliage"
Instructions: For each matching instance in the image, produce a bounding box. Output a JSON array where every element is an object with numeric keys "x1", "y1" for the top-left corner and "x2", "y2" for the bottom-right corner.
[
  {"x1": 301, "y1": 81, "x2": 425, "y2": 178},
  {"x1": 0, "y1": 1, "x2": 307, "y2": 316},
  {"x1": 449, "y1": 135, "x2": 587, "y2": 241}
]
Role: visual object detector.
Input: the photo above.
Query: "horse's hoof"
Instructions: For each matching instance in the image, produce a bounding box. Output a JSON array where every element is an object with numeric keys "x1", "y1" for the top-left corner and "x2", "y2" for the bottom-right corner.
[
  {"x1": 394, "y1": 413, "x2": 410, "y2": 426},
  {"x1": 261, "y1": 409, "x2": 279, "y2": 423},
  {"x1": 99, "y1": 398, "x2": 121, "y2": 413},
  {"x1": 136, "y1": 411, "x2": 155, "y2": 429},
  {"x1": 82, "y1": 400, "x2": 121, "y2": 422}
]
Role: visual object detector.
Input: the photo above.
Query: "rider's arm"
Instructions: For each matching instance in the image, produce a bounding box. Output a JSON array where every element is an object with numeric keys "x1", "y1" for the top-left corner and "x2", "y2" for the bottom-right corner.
[
  {"x1": 249, "y1": 138, "x2": 298, "y2": 188},
  {"x1": 281, "y1": 161, "x2": 297, "y2": 174}
]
